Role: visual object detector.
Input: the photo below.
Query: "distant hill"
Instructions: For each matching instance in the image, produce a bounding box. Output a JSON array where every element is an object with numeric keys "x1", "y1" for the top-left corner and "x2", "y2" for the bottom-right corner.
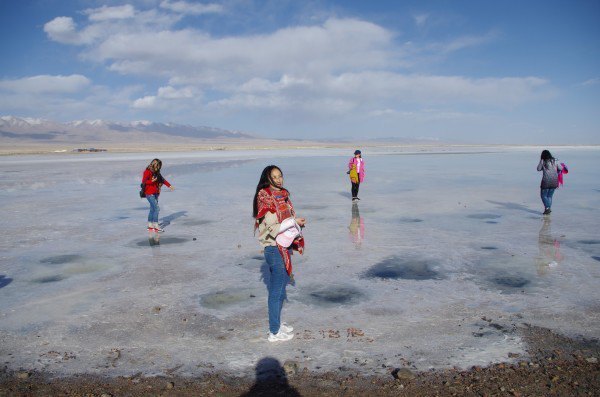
[{"x1": 0, "y1": 116, "x2": 254, "y2": 144}]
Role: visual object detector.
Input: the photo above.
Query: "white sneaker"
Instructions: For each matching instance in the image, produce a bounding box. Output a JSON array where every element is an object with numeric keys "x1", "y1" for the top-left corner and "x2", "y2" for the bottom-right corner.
[
  {"x1": 153, "y1": 223, "x2": 164, "y2": 232},
  {"x1": 280, "y1": 323, "x2": 294, "y2": 333},
  {"x1": 268, "y1": 331, "x2": 294, "y2": 342}
]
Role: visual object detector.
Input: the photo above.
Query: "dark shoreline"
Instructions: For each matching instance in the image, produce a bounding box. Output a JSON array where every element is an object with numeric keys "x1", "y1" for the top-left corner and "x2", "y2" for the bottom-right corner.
[{"x1": 2, "y1": 325, "x2": 598, "y2": 396}]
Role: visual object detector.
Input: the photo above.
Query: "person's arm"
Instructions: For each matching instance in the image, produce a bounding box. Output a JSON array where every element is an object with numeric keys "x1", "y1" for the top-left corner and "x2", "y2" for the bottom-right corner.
[
  {"x1": 162, "y1": 178, "x2": 174, "y2": 190},
  {"x1": 142, "y1": 169, "x2": 153, "y2": 184},
  {"x1": 556, "y1": 161, "x2": 562, "y2": 172},
  {"x1": 262, "y1": 212, "x2": 281, "y2": 238},
  {"x1": 536, "y1": 159, "x2": 544, "y2": 171}
]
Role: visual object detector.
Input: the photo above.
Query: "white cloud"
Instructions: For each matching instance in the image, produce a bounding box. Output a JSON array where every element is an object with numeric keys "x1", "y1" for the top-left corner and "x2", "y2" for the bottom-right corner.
[
  {"x1": 35, "y1": 6, "x2": 561, "y2": 138},
  {"x1": 92, "y1": 17, "x2": 394, "y2": 86},
  {"x1": 159, "y1": 1, "x2": 224, "y2": 15},
  {"x1": 132, "y1": 85, "x2": 197, "y2": 108},
  {"x1": 85, "y1": 5, "x2": 136, "y2": 21},
  {"x1": 0, "y1": 74, "x2": 91, "y2": 94},
  {"x1": 438, "y1": 31, "x2": 499, "y2": 54},
  {"x1": 413, "y1": 13, "x2": 429, "y2": 28},
  {"x1": 44, "y1": 17, "x2": 82, "y2": 45},
  {"x1": 579, "y1": 78, "x2": 599, "y2": 87}
]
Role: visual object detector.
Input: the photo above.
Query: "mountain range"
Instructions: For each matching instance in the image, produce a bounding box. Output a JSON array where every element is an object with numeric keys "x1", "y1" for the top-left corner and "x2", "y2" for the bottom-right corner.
[{"x1": 0, "y1": 116, "x2": 253, "y2": 143}]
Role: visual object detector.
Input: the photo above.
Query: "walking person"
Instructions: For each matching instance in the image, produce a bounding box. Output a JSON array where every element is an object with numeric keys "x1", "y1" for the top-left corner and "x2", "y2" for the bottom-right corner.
[
  {"x1": 142, "y1": 159, "x2": 174, "y2": 232},
  {"x1": 253, "y1": 165, "x2": 306, "y2": 342},
  {"x1": 347, "y1": 150, "x2": 365, "y2": 201},
  {"x1": 537, "y1": 150, "x2": 562, "y2": 215}
]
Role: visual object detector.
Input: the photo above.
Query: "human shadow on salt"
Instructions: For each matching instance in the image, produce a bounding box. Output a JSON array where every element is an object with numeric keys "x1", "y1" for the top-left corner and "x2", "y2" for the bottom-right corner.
[
  {"x1": 363, "y1": 257, "x2": 444, "y2": 281},
  {"x1": 240, "y1": 357, "x2": 301, "y2": 397},
  {"x1": 40, "y1": 254, "x2": 81, "y2": 265},
  {"x1": 0, "y1": 275, "x2": 13, "y2": 289},
  {"x1": 578, "y1": 239, "x2": 600, "y2": 245},
  {"x1": 566, "y1": 239, "x2": 600, "y2": 254},
  {"x1": 338, "y1": 191, "x2": 353, "y2": 199},
  {"x1": 593, "y1": 256, "x2": 600, "y2": 262},
  {"x1": 181, "y1": 219, "x2": 213, "y2": 226},
  {"x1": 160, "y1": 210, "x2": 188, "y2": 228},
  {"x1": 398, "y1": 217, "x2": 423, "y2": 223},
  {"x1": 487, "y1": 200, "x2": 539, "y2": 215},
  {"x1": 467, "y1": 213, "x2": 502, "y2": 220},
  {"x1": 133, "y1": 237, "x2": 188, "y2": 247},
  {"x1": 299, "y1": 285, "x2": 365, "y2": 307},
  {"x1": 298, "y1": 204, "x2": 329, "y2": 210}
]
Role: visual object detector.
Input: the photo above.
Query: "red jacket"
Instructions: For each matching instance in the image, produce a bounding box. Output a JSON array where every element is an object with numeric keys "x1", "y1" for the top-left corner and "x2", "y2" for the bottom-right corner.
[{"x1": 142, "y1": 169, "x2": 171, "y2": 196}]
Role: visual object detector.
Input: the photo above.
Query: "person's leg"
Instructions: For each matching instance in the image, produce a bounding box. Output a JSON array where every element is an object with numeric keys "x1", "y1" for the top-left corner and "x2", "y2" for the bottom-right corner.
[
  {"x1": 147, "y1": 195, "x2": 158, "y2": 227},
  {"x1": 265, "y1": 246, "x2": 287, "y2": 335},
  {"x1": 152, "y1": 195, "x2": 160, "y2": 229},
  {"x1": 540, "y1": 189, "x2": 550, "y2": 209},
  {"x1": 351, "y1": 182, "x2": 359, "y2": 198},
  {"x1": 356, "y1": 179, "x2": 360, "y2": 198},
  {"x1": 546, "y1": 188, "x2": 555, "y2": 209}
]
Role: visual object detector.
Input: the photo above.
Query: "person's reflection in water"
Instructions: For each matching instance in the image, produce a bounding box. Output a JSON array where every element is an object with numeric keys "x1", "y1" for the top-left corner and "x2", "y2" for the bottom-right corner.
[
  {"x1": 240, "y1": 357, "x2": 301, "y2": 396},
  {"x1": 148, "y1": 232, "x2": 160, "y2": 247},
  {"x1": 535, "y1": 217, "x2": 563, "y2": 276},
  {"x1": 348, "y1": 203, "x2": 365, "y2": 248}
]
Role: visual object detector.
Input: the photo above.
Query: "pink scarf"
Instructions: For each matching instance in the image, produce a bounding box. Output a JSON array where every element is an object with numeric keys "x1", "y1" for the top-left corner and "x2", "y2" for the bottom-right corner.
[{"x1": 255, "y1": 188, "x2": 304, "y2": 275}]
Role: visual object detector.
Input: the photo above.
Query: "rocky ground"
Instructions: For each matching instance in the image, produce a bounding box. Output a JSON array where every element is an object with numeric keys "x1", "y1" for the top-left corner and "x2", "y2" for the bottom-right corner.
[{"x1": 1, "y1": 325, "x2": 598, "y2": 396}]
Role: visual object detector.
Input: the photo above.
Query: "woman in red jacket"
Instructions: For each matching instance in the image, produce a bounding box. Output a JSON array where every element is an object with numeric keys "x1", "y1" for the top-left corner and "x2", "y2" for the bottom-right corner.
[{"x1": 142, "y1": 159, "x2": 174, "y2": 232}]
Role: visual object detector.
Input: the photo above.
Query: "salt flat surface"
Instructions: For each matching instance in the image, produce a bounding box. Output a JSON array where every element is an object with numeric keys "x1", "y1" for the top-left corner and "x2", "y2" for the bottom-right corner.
[{"x1": 1, "y1": 146, "x2": 599, "y2": 377}]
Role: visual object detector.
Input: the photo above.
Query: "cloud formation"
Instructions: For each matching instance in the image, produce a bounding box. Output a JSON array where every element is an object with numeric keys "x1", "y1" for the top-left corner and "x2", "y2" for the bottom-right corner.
[
  {"x1": 0, "y1": 74, "x2": 91, "y2": 94},
  {"x1": 22, "y1": 2, "x2": 569, "y2": 140},
  {"x1": 159, "y1": 0, "x2": 224, "y2": 15}
]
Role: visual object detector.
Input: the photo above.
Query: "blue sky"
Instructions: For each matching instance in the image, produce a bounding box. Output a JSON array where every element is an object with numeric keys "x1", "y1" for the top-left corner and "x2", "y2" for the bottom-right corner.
[{"x1": 0, "y1": 0, "x2": 598, "y2": 143}]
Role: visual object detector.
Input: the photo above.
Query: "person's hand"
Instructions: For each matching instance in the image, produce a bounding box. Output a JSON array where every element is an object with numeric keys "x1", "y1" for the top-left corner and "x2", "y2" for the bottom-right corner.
[
  {"x1": 169, "y1": 186, "x2": 175, "y2": 191},
  {"x1": 151, "y1": 176, "x2": 157, "y2": 182},
  {"x1": 296, "y1": 217, "x2": 306, "y2": 227}
]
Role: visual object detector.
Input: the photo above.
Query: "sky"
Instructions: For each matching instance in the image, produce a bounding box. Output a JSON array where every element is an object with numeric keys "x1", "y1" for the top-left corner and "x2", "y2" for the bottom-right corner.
[{"x1": 0, "y1": 0, "x2": 598, "y2": 143}]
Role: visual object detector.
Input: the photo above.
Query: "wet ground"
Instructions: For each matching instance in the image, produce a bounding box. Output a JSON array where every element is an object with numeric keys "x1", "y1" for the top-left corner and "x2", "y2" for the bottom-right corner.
[{"x1": 0, "y1": 147, "x2": 599, "y2": 383}]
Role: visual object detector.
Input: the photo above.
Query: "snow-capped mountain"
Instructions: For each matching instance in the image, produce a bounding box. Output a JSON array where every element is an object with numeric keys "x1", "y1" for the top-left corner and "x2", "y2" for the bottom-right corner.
[{"x1": 0, "y1": 116, "x2": 253, "y2": 141}]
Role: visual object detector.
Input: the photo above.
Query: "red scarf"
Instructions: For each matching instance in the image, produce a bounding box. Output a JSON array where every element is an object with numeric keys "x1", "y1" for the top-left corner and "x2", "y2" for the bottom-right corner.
[{"x1": 255, "y1": 187, "x2": 304, "y2": 275}]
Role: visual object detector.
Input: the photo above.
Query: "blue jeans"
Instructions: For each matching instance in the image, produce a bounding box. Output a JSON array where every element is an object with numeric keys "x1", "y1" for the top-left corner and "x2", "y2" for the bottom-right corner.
[
  {"x1": 540, "y1": 188, "x2": 555, "y2": 209},
  {"x1": 147, "y1": 194, "x2": 159, "y2": 223},
  {"x1": 264, "y1": 246, "x2": 289, "y2": 334}
]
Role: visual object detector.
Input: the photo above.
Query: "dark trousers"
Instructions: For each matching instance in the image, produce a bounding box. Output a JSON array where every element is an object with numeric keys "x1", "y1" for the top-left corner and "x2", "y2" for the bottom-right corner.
[{"x1": 351, "y1": 181, "x2": 360, "y2": 198}]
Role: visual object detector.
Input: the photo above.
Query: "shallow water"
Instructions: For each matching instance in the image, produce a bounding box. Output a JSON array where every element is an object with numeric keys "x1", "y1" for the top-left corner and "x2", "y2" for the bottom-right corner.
[{"x1": 0, "y1": 146, "x2": 599, "y2": 377}]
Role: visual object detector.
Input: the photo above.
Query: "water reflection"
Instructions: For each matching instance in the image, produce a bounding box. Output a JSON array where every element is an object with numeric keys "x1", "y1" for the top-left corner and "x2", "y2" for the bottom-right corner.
[
  {"x1": 149, "y1": 230, "x2": 160, "y2": 247},
  {"x1": 535, "y1": 217, "x2": 563, "y2": 275},
  {"x1": 348, "y1": 203, "x2": 365, "y2": 248}
]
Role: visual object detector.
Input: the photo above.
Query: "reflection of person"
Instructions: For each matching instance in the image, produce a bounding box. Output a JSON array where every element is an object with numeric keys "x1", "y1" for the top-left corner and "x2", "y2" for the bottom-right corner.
[
  {"x1": 253, "y1": 165, "x2": 306, "y2": 342},
  {"x1": 347, "y1": 150, "x2": 365, "y2": 201},
  {"x1": 240, "y1": 357, "x2": 301, "y2": 396},
  {"x1": 142, "y1": 159, "x2": 174, "y2": 232},
  {"x1": 535, "y1": 217, "x2": 563, "y2": 275},
  {"x1": 537, "y1": 150, "x2": 562, "y2": 215},
  {"x1": 348, "y1": 203, "x2": 365, "y2": 248}
]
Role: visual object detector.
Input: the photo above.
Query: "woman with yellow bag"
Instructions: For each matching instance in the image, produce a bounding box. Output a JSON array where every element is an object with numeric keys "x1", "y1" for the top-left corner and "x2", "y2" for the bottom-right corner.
[{"x1": 347, "y1": 150, "x2": 365, "y2": 201}]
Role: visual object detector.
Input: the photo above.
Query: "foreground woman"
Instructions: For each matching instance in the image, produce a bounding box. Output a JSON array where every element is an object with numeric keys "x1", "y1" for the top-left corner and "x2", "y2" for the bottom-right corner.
[{"x1": 253, "y1": 165, "x2": 306, "y2": 342}]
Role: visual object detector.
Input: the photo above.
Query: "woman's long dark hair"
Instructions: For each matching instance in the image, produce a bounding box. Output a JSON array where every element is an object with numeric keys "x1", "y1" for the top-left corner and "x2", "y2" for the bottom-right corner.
[
  {"x1": 147, "y1": 158, "x2": 162, "y2": 172},
  {"x1": 253, "y1": 165, "x2": 287, "y2": 218},
  {"x1": 541, "y1": 150, "x2": 555, "y2": 161}
]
